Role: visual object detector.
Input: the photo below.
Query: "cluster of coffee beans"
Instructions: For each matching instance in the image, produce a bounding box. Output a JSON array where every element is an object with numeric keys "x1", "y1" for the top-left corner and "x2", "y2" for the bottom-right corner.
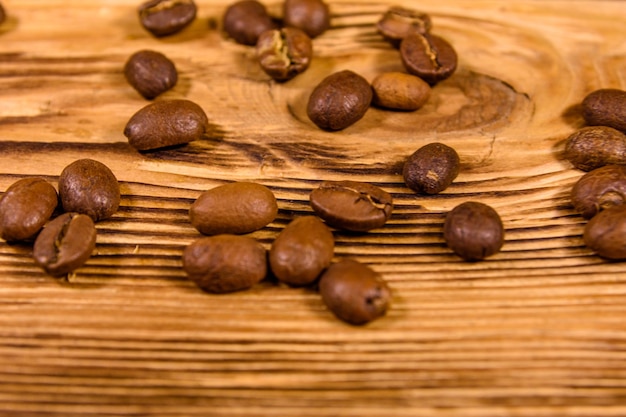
[
  {"x1": 183, "y1": 180, "x2": 392, "y2": 326},
  {"x1": 0, "y1": 159, "x2": 120, "y2": 277},
  {"x1": 565, "y1": 88, "x2": 626, "y2": 259}
]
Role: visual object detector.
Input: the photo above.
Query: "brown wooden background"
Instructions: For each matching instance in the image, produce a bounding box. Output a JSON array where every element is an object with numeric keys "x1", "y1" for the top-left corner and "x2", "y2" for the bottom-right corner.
[{"x1": 1, "y1": 1, "x2": 626, "y2": 416}]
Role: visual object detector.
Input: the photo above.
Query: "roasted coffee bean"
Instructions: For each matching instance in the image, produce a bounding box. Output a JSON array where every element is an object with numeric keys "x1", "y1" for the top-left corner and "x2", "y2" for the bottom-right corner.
[
  {"x1": 564, "y1": 126, "x2": 626, "y2": 172},
  {"x1": 582, "y1": 88, "x2": 626, "y2": 133},
  {"x1": 376, "y1": 6, "x2": 431, "y2": 47},
  {"x1": 571, "y1": 164, "x2": 626, "y2": 219},
  {"x1": 124, "y1": 99, "x2": 209, "y2": 151},
  {"x1": 400, "y1": 32, "x2": 457, "y2": 85},
  {"x1": 58, "y1": 159, "x2": 120, "y2": 222},
  {"x1": 190, "y1": 182, "x2": 278, "y2": 235},
  {"x1": 138, "y1": 0, "x2": 197, "y2": 37},
  {"x1": 283, "y1": 0, "x2": 330, "y2": 39},
  {"x1": 124, "y1": 50, "x2": 178, "y2": 100},
  {"x1": 371, "y1": 72, "x2": 431, "y2": 111},
  {"x1": 0, "y1": 178, "x2": 58, "y2": 242},
  {"x1": 269, "y1": 216, "x2": 334, "y2": 286},
  {"x1": 182, "y1": 234, "x2": 267, "y2": 293},
  {"x1": 443, "y1": 201, "x2": 504, "y2": 261},
  {"x1": 403, "y1": 142, "x2": 460, "y2": 194},
  {"x1": 310, "y1": 180, "x2": 393, "y2": 232},
  {"x1": 33, "y1": 213, "x2": 97, "y2": 277},
  {"x1": 307, "y1": 70, "x2": 373, "y2": 131},
  {"x1": 318, "y1": 259, "x2": 391, "y2": 325},
  {"x1": 223, "y1": 0, "x2": 276, "y2": 46},
  {"x1": 256, "y1": 27, "x2": 312, "y2": 82},
  {"x1": 584, "y1": 205, "x2": 626, "y2": 260}
]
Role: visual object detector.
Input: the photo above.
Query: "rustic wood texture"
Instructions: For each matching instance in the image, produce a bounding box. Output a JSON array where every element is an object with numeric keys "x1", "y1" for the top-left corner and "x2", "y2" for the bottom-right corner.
[{"x1": 1, "y1": 0, "x2": 626, "y2": 415}]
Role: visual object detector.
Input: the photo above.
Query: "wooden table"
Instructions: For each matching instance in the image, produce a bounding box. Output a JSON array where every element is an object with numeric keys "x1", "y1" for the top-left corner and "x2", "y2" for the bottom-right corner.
[{"x1": 1, "y1": 1, "x2": 625, "y2": 415}]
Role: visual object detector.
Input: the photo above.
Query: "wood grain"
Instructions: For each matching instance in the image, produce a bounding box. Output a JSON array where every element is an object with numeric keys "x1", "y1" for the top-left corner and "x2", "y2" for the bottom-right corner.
[{"x1": 1, "y1": 0, "x2": 626, "y2": 415}]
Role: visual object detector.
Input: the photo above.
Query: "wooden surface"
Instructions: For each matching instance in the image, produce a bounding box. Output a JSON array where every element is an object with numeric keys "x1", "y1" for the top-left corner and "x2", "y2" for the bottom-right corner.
[{"x1": 1, "y1": 1, "x2": 626, "y2": 415}]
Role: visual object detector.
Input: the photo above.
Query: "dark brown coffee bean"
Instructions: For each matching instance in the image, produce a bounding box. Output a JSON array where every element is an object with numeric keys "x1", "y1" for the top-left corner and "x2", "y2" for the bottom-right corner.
[
  {"x1": 571, "y1": 165, "x2": 626, "y2": 219},
  {"x1": 564, "y1": 126, "x2": 626, "y2": 172},
  {"x1": 376, "y1": 6, "x2": 431, "y2": 47},
  {"x1": 124, "y1": 50, "x2": 178, "y2": 100},
  {"x1": 124, "y1": 99, "x2": 209, "y2": 151},
  {"x1": 138, "y1": 0, "x2": 197, "y2": 37},
  {"x1": 318, "y1": 259, "x2": 391, "y2": 325},
  {"x1": 256, "y1": 27, "x2": 312, "y2": 82},
  {"x1": 33, "y1": 213, "x2": 97, "y2": 277},
  {"x1": 584, "y1": 205, "x2": 626, "y2": 260},
  {"x1": 400, "y1": 32, "x2": 457, "y2": 85},
  {"x1": 223, "y1": 0, "x2": 276, "y2": 46},
  {"x1": 310, "y1": 180, "x2": 393, "y2": 232},
  {"x1": 307, "y1": 70, "x2": 373, "y2": 131},
  {"x1": 58, "y1": 159, "x2": 120, "y2": 222},
  {"x1": 582, "y1": 89, "x2": 626, "y2": 133},
  {"x1": 182, "y1": 234, "x2": 267, "y2": 293},
  {"x1": 403, "y1": 142, "x2": 460, "y2": 194},
  {"x1": 190, "y1": 182, "x2": 278, "y2": 235},
  {"x1": 269, "y1": 216, "x2": 334, "y2": 286},
  {"x1": 443, "y1": 201, "x2": 504, "y2": 261},
  {"x1": 283, "y1": 0, "x2": 330, "y2": 39},
  {"x1": 0, "y1": 178, "x2": 58, "y2": 242},
  {"x1": 371, "y1": 72, "x2": 431, "y2": 111}
]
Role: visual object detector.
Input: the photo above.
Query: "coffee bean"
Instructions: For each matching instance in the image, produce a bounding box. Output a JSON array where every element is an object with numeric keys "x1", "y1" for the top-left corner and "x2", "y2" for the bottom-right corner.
[
  {"x1": 564, "y1": 126, "x2": 626, "y2": 172},
  {"x1": 33, "y1": 213, "x2": 97, "y2": 277},
  {"x1": 0, "y1": 178, "x2": 58, "y2": 242},
  {"x1": 283, "y1": 0, "x2": 330, "y2": 39},
  {"x1": 318, "y1": 259, "x2": 391, "y2": 325},
  {"x1": 310, "y1": 180, "x2": 393, "y2": 232},
  {"x1": 256, "y1": 27, "x2": 312, "y2": 82},
  {"x1": 403, "y1": 142, "x2": 460, "y2": 194},
  {"x1": 584, "y1": 205, "x2": 626, "y2": 260},
  {"x1": 223, "y1": 0, "x2": 276, "y2": 46},
  {"x1": 582, "y1": 88, "x2": 626, "y2": 133},
  {"x1": 400, "y1": 32, "x2": 457, "y2": 85},
  {"x1": 377, "y1": 6, "x2": 431, "y2": 47},
  {"x1": 443, "y1": 201, "x2": 504, "y2": 261},
  {"x1": 269, "y1": 216, "x2": 334, "y2": 286},
  {"x1": 371, "y1": 72, "x2": 431, "y2": 111},
  {"x1": 138, "y1": 0, "x2": 197, "y2": 37},
  {"x1": 571, "y1": 164, "x2": 626, "y2": 219},
  {"x1": 124, "y1": 50, "x2": 178, "y2": 100},
  {"x1": 58, "y1": 159, "x2": 120, "y2": 222},
  {"x1": 190, "y1": 182, "x2": 278, "y2": 235},
  {"x1": 182, "y1": 234, "x2": 267, "y2": 293},
  {"x1": 124, "y1": 99, "x2": 209, "y2": 151},
  {"x1": 307, "y1": 70, "x2": 373, "y2": 131}
]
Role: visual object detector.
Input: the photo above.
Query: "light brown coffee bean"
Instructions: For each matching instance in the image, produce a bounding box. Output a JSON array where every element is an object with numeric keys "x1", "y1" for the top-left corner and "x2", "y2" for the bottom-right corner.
[
  {"x1": 582, "y1": 88, "x2": 626, "y2": 133},
  {"x1": 318, "y1": 259, "x2": 391, "y2": 325},
  {"x1": 571, "y1": 164, "x2": 626, "y2": 219},
  {"x1": 269, "y1": 216, "x2": 334, "y2": 286},
  {"x1": 182, "y1": 234, "x2": 267, "y2": 293},
  {"x1": 283, "y1": 0, "x2": 330, "y2": 38},
  {"x1": 33, "y1": 213, "x2": 97, "y2": 277},
  {"x1": 371, "y1": 72, "x2": 431, "y2": 111},
  {"x1": 583, "y1": 205, "x2": 626, "y2": 260},
  {"x1": 256, "y1": 27, "x2": 312, "y2": 82},
  {"x1": 307, "y1": 70, "x2": 372, "y2": 131},
  {"x1": 310, "y1": 180, "x2": 393, "y2": 232},
  {"x1": 59, "y1": 159, "x2": 120, "y2": 222},
  {"x1": 443, "y1": 201, "x2": 504, "y2": 261},
  {"x1": 190, "y1": 182, "x2": 278, "y2": 235},
  {"x1": 403, "y1": 142, "x2": 460, "y2": 194},
  {"x1": 564, "y1": 126, "x2": 626, "y2": 172},
  {"x1": 123, "y1": 99, "x2": 209, "y2": 151},
  {"x1": 124, "y1": 50, "x2": 178, "y2": 100},
  {"x1": 0, "y1": 178, "x2": 58, "y2": 242}
]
